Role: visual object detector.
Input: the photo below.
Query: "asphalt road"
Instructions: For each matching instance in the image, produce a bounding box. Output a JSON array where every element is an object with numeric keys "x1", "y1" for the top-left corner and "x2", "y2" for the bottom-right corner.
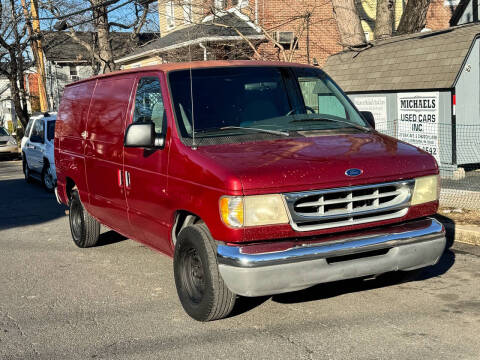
[{"x1": 1, "y1": 160, "x2": 480, "y2": 360}]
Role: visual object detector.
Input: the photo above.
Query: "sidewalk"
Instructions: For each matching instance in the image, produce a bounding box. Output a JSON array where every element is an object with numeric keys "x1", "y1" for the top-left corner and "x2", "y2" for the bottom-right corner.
[{"x1": 435, "y1": 214, "x2": 480, "y2": 246}]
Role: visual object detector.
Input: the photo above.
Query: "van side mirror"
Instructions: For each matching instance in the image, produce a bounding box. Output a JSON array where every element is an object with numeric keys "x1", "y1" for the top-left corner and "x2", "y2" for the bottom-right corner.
[
  {"x1": 360, "y1": 111, "x2": 375, "y2": 129},
  {"x1": 124, "y1": 122, "x2": 165, "y2": 148}
]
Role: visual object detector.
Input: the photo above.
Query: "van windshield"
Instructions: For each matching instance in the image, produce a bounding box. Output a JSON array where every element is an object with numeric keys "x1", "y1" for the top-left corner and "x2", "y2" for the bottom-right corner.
[{"x1": 168, "y1": 66, "x2": 368, "y2": 144}]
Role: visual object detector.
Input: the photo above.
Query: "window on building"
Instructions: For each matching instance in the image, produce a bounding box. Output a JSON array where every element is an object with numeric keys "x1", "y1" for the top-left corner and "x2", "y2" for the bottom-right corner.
[
  {"x1": 183, "y1": 0, "x2": 192, "y2": 24},
  {"x1": 214, "y1": 0, "x2": 227, "y2": 10},
  {"x1": 166, "y1": 1, "x2": 175, "y2": 30},
  {"x1": 69, "y1": 65, "x2": 78, "y2": 80}
]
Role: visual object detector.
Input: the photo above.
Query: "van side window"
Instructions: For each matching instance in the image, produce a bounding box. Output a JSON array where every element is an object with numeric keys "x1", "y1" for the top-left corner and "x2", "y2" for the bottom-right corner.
[
  {"x1": 298, "y1": 77, "x2": 347, "y2": 119},
  {"x1": 133, "y1": 77, "x2": 166, "y2": 134}
]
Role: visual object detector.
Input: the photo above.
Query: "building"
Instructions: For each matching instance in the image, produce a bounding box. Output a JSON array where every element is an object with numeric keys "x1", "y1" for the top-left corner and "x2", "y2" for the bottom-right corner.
[
  {"x1": 0, "y1": 63, "x2": 38, "y2": 132},
  {"x1": 323, "y1": 23, "x2": 480, "y2": 178},
  {"x1": 117, "y1": 6, "x2": 265, "y2": 68},
  {"x1": 117, "y1": 0, "x2": 458, "y2": 68},
  {"x1": 0, "y1": 77, "x2": 15, "y2": 132},
  {"x1": 450, "y1": 0, "x2": 480, "y2": 25},
  {"x1": 41, "y1": 32, "x2": 156, "y2": 110}
]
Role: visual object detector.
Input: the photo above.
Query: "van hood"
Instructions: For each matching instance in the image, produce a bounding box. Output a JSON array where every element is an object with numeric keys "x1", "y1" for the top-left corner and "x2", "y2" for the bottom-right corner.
[{"x1": 194, "y1": 132, "x2": 438, "y2": 193}]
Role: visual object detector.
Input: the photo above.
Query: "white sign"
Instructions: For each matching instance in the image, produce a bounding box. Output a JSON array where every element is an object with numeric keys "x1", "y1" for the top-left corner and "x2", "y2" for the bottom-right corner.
[
  {"x1": 353, "y1": 96, "x2": 388, "y2": 133},
  {"x1": 397, "y1": 92, "x2": 440, "y2": 164}
]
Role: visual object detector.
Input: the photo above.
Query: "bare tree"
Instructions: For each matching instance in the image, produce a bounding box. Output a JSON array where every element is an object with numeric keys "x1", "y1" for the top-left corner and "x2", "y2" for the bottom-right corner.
[
  {"x1": 159, "y1": 0, "x2": 331, "y2": 63},
  {"x1": 331, "y1": 0, "x2": 366, "y2": 47},
  {"x1": 0, "y1": 0, "x2": 31, "y2": 128},
  {"x1": 374, "y1": 0, "x2": 394, "y2": 40},
  {"x1": 397, "y1": 0, "x2": 432, "y2": 35},
  {"x1": 40, "y1": 0, "x2": 154, "y2": 73}
]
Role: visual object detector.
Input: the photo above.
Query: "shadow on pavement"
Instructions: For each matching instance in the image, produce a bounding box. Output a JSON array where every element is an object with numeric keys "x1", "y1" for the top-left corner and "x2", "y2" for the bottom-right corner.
[
  {"x1": 434, "y1": 214, "x2": 455, "y2": 249},
  {"x1": 96, "y1": 230, "x2": 128, "y2": 247},
  {"x1": 230, "y1": 222, "x2": 456, "y2": 316},
  {"x1": 0, "y1": 177, "x2": 66, "y2": 231},
  {"x1": 270, "y1": 248, "x2": 455, "y2": 306}
]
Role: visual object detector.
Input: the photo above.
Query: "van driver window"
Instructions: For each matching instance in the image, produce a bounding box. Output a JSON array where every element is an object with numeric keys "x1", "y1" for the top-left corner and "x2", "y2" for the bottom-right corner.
[{"x1": 133, "y1": 77, "x2": 166, "y2": 134}]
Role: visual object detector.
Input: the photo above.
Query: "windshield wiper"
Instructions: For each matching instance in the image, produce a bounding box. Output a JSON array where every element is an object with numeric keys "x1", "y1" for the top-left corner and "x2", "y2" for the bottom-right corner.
[
  {"x1": 219, "y1": 126, "x2": 289, "y2": 136},
  {"x1": 290, "y1": 117, "x2": 371, "y2": 132}
]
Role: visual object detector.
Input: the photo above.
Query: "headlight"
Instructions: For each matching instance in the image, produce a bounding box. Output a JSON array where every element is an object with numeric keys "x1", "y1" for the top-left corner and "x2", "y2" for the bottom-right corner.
[
  {"x1": 411, "y1": 175, "x2": 440, "y2": 205},
  {"x1": 219, "y1": 196, "x2": 244, "y2": 228},
  {"x1": 219, "y1": 194, "x2": 289, "y2": 228},
  {"x1": 7, "y1": 138, "x2": 16, "y2": 145}
]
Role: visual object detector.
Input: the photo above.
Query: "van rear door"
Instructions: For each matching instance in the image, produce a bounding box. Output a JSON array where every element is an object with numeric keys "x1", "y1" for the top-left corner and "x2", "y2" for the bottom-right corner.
[
  {"x1": 123, "y1": 72, "x2": 171, "y2": 254},
  {"x1": 84, "y1": 75, "x2": 135, "y2": 236}
]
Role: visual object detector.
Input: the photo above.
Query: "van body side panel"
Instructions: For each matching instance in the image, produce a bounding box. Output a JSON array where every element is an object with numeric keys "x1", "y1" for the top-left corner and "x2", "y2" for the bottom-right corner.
[
  {"x1": 166, "y1": 139, "x2": 244, "y2": 244},
  {"x1": 84, "y1": 76, "x2": 135, "y2": 235},
  {"x1": 123, "y1": 72, "x2": 172, "y2": 255},
  {"x1": 55, "y1": 81, "x2": 96, "y2": 204}
]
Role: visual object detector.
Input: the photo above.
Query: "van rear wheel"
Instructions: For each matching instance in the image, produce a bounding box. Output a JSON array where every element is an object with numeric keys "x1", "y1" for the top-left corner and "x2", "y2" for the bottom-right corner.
[
  {"x1": 69, "y1": 190, "x2": 100, "y2": 248},
  {"x1": 174, "y1": 224, "x2": 236, "y2": 321}
]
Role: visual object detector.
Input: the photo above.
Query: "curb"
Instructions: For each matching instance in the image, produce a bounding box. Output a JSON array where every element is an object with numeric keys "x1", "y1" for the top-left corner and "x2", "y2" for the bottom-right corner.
[
  {"x1": 449, "y1": 224, "x2": 480, "y2": 246},
  {"x1": 434, "y1": 215, "x2": 480, "y2": 246}
]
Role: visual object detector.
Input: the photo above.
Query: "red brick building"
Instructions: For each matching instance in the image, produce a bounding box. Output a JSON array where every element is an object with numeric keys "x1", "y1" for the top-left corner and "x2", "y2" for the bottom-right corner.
[{"x1": 117, "y1": 0, "x2": 457, "y2": 68}]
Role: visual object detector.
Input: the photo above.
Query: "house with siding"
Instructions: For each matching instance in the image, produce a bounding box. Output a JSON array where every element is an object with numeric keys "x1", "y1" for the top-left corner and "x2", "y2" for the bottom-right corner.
[
  {"x1": 450, "y1": 0, "x2": 480, "y2": 25},
  {"x1": 116, "y1": 0, "x2": 457, "y2": 68},
  {"x1": 323, "y1": 23, "x2": 480, "y2": 178},
  {"x1": 41, "y1": 32, "x2": 156, "y2": 110}
]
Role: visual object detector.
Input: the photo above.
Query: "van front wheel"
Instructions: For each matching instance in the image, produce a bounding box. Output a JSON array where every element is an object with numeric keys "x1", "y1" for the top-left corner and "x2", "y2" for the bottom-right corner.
[
  {"x1": 69, "y1": 190, "x2": 100, "y2": 248},
  {"x1": 174, "y1": 224, "x2": 236, "y2": 321}
]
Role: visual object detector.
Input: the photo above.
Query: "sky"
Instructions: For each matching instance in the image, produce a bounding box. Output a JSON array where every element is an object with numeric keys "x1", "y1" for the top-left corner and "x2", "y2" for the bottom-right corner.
[{"x1": 36, "y1": 0, "x2": 160, "y2": 33}]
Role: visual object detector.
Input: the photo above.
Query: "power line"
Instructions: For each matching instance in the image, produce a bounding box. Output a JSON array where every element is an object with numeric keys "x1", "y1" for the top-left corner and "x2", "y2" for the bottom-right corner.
[
  {"x1": 35, "y1": 0, "x2": 139, "y2": 21},
  {"x1": 54, "y1": 0, "x2": 137, "y2": 30}
]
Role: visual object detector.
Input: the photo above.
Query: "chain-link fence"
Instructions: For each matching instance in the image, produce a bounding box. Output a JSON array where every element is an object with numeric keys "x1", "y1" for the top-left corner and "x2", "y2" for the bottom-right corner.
[{"x1": 378, "y1": 122, "x2": 480, "y2": 211}]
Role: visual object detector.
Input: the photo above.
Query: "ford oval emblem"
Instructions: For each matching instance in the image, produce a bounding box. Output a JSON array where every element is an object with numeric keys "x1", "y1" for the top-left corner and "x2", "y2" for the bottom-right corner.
[{"x1": 345, "y1": 168, "x2": 363, "y2": 177}]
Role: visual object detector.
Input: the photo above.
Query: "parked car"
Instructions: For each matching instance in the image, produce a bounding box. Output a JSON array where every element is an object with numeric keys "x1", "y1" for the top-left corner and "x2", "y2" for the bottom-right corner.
[
  {"x1": 0, "y1": 127, "x2": 19, "y2": 159},
  {"x1": 21, "y1": 113, "x2": 57, "y2": 191},
  {"x1": 54, "y1": 61, "x2": 446, "y2": 321}
]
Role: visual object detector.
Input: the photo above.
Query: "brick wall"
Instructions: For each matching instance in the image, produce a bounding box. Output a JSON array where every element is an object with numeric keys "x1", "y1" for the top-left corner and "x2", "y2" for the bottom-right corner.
[
  {"x1": 426, "y1": 0, "x2": 457, "y2": 30},
  {"x1": 154, "y1": 0, "x2": 456, "y2": 66},
  {"x1": 25, "y1": 74, "x2": 41, "y2": 113},
  {"x1": 256, "y1": 0, "x2": 457, "y2": 66},
  {"x1": 254, "y1": 0, "x2": 342, "y2": 66}
]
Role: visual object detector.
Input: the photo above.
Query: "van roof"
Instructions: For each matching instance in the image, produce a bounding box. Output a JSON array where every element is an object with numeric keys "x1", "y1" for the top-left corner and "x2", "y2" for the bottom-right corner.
[{"x1": 65, "y1": 60, "x2": 315, "y2": 87}]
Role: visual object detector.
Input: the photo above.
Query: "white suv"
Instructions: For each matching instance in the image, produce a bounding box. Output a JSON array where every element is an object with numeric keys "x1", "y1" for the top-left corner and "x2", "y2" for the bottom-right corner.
[{"x1": 21, "y1": 113, "x2": 57, "y2": 191}]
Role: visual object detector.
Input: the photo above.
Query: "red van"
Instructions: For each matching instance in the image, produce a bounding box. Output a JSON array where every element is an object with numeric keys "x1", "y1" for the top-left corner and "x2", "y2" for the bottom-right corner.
[{"x1": 55, "y1": 61, "x2": 446, "y2": 321}]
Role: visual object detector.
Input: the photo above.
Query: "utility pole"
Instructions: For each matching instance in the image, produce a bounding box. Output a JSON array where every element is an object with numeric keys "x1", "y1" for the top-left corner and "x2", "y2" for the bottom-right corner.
[{"x1": 21, "y1": 0, "x2": 48, "y2": 112}]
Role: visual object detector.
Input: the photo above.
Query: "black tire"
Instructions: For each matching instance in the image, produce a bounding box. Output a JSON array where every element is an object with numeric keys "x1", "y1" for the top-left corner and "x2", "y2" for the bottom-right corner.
[
  {"x1": 174, "y1": 224, "x2": 236, "y2": 321},
  {"x1": 23, "y1": 157, "x2": 32, "y2": 183},
  {"x1": 41, "y1": 164, "x2": 55, "y2": 192},
  {"x1": 69, "y1": 190, "x2": 100, "y2": 248}
]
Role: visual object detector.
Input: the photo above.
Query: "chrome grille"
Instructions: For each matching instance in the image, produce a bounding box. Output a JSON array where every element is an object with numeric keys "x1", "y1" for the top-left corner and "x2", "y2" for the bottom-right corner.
[{"x1": 284, "y1": 180, "x2": 415, "y2": 231}]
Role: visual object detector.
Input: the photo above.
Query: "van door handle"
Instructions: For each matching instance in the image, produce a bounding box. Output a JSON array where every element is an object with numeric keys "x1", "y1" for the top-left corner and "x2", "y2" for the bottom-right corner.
[
  {"x1": 117, "y1": 169, "x2": 123, "y2": 187},
  {"x1": 125, "y1": 171, "x2": 131, "y2": 188}
]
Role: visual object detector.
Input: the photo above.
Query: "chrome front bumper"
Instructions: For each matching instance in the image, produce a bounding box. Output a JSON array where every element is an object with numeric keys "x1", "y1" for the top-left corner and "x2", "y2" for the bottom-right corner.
[{"x1": 217, "y1": 218, "x2": 446, "y2": 297}]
